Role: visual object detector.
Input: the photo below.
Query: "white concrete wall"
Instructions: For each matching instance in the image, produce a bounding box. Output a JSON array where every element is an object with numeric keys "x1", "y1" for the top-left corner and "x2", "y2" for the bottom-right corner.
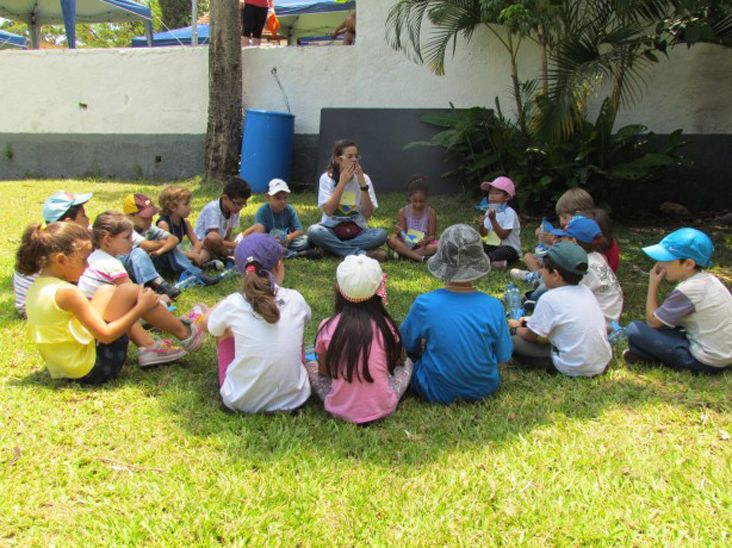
[
  {"x1": 1, "y1": 47, "x2": 208, "y2": 134},
  {"x1": 1, "y1": 0, "x2": 731, "y2": 136}
]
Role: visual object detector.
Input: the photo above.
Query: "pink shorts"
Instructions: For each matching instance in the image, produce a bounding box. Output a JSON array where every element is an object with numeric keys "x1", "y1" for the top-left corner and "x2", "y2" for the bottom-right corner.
[{"x1": 217, "y1": 337, "x2": 235, "y2": 387}]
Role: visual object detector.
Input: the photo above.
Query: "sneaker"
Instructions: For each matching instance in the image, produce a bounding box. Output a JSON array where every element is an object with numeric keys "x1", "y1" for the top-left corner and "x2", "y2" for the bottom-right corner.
[
  {"x1": 145, "y1": 279, "x2": 181, "y2": 300},
  {"x1": 180, "y1": 304, "x2": 209, "y2": 353},
  {"x1": 199, "y1": 273, "x2": 221, "y2": 286},
  {"x1": 138, "y1": 337, "x2": 187, "y2": 367},
  {"x1": 296, "y1": 248, "x2": 322, "y2": 260},
  {"x1": 492, "y1": 259, "x2": 508, "y2": 269},
  {"x1": 365, "y1": 248, "x2": 388, "y2": 263},
  {"x1": 622, "y1": 349, "x2": 644, "y2": 365},
  {"x1": 203, "y1": 259, "x2": 225, "y2": 271}
]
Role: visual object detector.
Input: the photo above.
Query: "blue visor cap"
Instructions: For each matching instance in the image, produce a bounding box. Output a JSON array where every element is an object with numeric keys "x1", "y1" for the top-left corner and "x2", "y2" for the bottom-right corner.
[
  {"x1": 549, "y1": 217, "x2": 601, "y2": 243},
  {"x1": 642, "y1": 227, "x2": 714, "y2": 267},
  {"x1": 42, "y1": 191, "x2": 93, "y2": 222}
]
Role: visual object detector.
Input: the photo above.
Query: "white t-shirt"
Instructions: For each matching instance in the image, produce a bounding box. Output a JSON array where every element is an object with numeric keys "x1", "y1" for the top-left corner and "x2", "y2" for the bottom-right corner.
[
  {"x1": 194, "y1": 198, "x2": 241, "y2": 241},
  {"x1": 581, "y1": 251, "x2": 623, "y2": 327},
  {"x1": 207, "y1": 287, "x2": 312, "y2": 413},
  {"x1": 527, "y1": 284, "x2": 611, "y2": 377},
  {"x1": 655, "y1": 272, "x2": 732, "y2": 368},
  {"x1": 482, "y1": 206, "x2": 521, "y2": 254},
  {"x1": 317, "y1": 172, "x2": 378, "y2": 229},
  {"x1": 78, "y1": 249, "x2": 130, "y2": 299}
]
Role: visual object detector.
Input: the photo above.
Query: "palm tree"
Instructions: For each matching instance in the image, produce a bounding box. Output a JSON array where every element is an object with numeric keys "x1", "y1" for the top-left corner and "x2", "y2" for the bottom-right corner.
[{"x1": 385, "y1": 0, "x2": 732, "y2": 141}]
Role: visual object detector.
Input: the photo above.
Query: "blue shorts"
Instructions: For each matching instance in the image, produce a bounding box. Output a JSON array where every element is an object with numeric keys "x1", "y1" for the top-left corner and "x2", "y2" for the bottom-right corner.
[{"x1": 79, "y1": 335, "x2": 130, "y2": 385}]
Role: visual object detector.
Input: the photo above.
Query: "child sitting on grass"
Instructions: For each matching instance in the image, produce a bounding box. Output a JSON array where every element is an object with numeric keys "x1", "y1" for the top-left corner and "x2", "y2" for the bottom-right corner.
[
  {"x1": 122, "y1": 193, "x2": 217, "y2": 299},
  {"x1": 194, "y1": 176, "x2": 252, "y2": 263},
  {"x1": 511, "y1": 241, "x2": 611, "y2": 377},
  {"x1": 401, "y1": 224, "x2": 512, "y2": 404},
  {"x1": 551, "y1": 216, "x2": 623, "y2": 328},
  {"x1": 78, "y1": 211, "x2": 207, "y2": 367},
  {"x1": 17, "y1": 222, "x2": 167, "y2": 384},
  {"x1": 477, "y1": 177, "x2": 521, "y2": 269},
  {"x1": 13, "y1": 191, "x2": 92, "y2": 318},
  {"x1": 623, "y1": 228, "x2": 731, "y2": 373},
  {"x1": 157, "y1": 185, "x2": 210, "y2": 267},
  {"x1": 242, "y1": 178, "x2": 318, "y2": 259},
  {"x1": 308, "y1": 255, "x2": 412, "y2": 424},
  {"x1": 386, "y1": 175, "x2": 438, "y2": 262},
  {"x1": 206, "y1": 233, "x2": 312, "y2": 413}
]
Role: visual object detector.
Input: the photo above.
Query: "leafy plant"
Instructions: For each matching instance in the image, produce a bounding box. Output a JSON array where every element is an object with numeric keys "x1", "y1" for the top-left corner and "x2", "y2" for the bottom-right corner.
[{"x1": 415, "y1": 100, "x2": 690, "y2": 213}]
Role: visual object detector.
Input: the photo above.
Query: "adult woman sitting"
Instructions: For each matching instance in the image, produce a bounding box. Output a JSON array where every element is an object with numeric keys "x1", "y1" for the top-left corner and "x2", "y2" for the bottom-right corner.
[{"x1": 307, "y1": 139, "x2": 388, "y2": 261}]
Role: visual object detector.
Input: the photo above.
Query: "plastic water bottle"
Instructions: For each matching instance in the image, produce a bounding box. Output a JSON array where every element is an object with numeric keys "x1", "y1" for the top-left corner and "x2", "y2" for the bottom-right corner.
[
  {"x1": 504, "y1": 283, "x2": 524, "y2": 321},
  {"x1": 608, "y1": 320, "x2": 627, "y2": 346},
  {"x1": 174, "y1": 272, "x2": 203, "y2": 290}
]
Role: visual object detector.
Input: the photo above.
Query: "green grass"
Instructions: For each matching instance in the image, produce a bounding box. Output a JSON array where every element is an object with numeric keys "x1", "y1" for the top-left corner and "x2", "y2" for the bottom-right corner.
[{"x1": 1, "y1": 178, "x2": 730, "y2": 545}]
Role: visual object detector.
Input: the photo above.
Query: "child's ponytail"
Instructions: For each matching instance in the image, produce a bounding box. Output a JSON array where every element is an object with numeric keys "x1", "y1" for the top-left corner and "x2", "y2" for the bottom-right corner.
[
  {"x1": 242, "y1": 264, "x2": 280, "y2": 324},
  {"x1": 15, "y1": 221, "x2": 90, "y2": 275}
]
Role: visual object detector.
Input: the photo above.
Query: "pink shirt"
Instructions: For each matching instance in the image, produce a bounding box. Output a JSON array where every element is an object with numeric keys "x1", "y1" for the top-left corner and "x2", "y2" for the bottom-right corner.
[{"x1": 315, "y1": 316, "x2": 398, "y2": 424}]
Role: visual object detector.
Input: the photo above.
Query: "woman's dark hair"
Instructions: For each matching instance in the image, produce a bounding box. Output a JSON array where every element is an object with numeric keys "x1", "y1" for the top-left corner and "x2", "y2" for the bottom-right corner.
[
  {"x1": 326, "y1": 139, "x2": 359, "y2": 183},
  {"x1": 542, "y1": 255, "x2": 585, "y2": 286},
  {"x1": 406, "y1": 175, "x2": 429, "y2": 197},
  {"x1": 92, "y1": 211, "x2": 134, "y2": 248},
  {"x1": 317, "y1": 292, "x2": 402, "y2": 383},
  {"x1": 241, "y1": 262, "x2": 280, "y2": 324},
  {"x1": 15, "y1": 221, "x2": 91, "y2": 275}
]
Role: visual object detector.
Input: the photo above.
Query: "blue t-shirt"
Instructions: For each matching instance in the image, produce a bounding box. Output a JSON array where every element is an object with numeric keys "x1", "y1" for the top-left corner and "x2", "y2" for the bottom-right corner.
[
  {"x1": 400, "y1": 288, "x2": 512, "y2": 404},
  {"x1": 254, "y1": 203, "x2": 303, "y2": 239}
]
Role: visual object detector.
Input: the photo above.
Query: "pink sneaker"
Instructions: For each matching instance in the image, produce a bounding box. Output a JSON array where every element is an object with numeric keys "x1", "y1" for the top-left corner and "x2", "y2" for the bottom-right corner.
[
  {"x1": 180, "y1": 304, "x2": 209, "y2": 353},
  {"x1": 139, "y1": 337, "x2": 187, "y2": 368}
]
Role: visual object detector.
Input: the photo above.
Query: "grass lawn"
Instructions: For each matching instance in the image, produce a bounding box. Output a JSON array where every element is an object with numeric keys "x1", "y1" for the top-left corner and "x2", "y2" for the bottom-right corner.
[{"x1": 1, "y1": 178, "x2": 730, "y2": 545}]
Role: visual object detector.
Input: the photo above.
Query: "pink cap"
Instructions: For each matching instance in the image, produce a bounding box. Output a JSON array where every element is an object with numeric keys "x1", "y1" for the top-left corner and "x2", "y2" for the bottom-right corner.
[{"x1": 480, "y1": 176, "x2": 516, "y2": 198}]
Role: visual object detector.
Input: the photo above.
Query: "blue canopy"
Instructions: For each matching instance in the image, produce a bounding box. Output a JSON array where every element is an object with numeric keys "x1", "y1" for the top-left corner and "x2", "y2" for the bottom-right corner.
[
  {"x1": 0, "y1": 28, "x2": 26, "y2": 48},
  {"x1": 131, "y1": 0, "x2": 354, "y2": 48},
  {"x1": 131, "y1": 24, "x2": 208, "y2": 48},
  {"x1": 275, "y1": 0, "x2": 354, "y2": 16},
  {"x1": 0, "y1": 0, "x2": 152, "y2": 48}
]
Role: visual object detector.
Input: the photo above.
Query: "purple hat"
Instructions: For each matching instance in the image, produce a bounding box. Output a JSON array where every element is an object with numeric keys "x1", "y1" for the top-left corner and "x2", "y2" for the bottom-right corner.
[
  {"x1": 551, "y1": 216, "x2": 602, "y2": 243},
  {"x1": 234, "y1": 233, "x2": 283, "y2": 275}
]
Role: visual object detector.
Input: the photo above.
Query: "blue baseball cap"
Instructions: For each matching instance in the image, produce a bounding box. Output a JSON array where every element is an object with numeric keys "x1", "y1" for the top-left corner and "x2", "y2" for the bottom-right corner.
[
  {"x1": 642, "y1": 227, "x2": 714, "y2": 267},
  {"x1": 42, "y1": 191, "x2": 93, "y2": 222},
  {"x1": 550, "y1": 216, "x2": 602, "y2": 243}
]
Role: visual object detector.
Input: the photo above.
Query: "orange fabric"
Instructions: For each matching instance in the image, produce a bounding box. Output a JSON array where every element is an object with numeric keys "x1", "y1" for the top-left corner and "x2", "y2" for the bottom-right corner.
[{"x1": 266, "y1": 10, "x2": 280, "y2": 33}]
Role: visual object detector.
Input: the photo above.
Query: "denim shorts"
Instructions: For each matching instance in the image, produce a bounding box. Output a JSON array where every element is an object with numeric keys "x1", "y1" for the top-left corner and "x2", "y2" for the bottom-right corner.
[{"x1": 79, "y1": 335, "x2": 130, "y2": 385}]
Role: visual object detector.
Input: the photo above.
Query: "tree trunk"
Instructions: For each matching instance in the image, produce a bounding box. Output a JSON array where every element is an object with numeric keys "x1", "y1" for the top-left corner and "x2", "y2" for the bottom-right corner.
[{"x1": 204, "y1": 0, "x2": 242, "y2": 184}]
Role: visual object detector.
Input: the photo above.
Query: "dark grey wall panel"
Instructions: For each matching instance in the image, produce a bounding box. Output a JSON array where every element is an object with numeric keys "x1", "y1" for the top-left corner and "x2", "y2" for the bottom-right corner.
[
  {"x1": 316, "y1": 108, "x2": 463, "y2": 194},
  {"x1": 0, "y1": 134, "x2": 204, "y2": 181}
]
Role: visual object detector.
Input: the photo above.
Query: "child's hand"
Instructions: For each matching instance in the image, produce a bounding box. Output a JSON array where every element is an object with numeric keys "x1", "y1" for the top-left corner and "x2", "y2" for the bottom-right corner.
[
  {"x1": 137, "y1": 286, "x2": 160, "y2": 311},
  {"x1": 487, "y1": 208, "x2": 497, "y2": 222},
  {"x1": 649, "y1": 264, "x2": 666, "y2": 286}
]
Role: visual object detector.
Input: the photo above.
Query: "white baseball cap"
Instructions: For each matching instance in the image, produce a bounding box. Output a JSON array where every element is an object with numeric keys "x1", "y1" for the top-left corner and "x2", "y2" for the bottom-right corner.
[
  {"x1": 336, "y1": 255, "x2": 384, "y2": 302},
  {"x1": 267, "y1": 178, "x2": 291, "y2": 195}
]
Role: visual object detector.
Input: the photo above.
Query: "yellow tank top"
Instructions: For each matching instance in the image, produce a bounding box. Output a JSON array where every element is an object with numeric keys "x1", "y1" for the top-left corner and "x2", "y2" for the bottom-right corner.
[{"x1": 26, "y1": 276, "x2": 96, "y2": 379}]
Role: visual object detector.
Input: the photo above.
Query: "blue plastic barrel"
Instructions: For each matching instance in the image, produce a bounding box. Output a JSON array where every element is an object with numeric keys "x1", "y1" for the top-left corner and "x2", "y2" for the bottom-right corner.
[{"x1": 240, "y1": 109, "x2": 295, "y2": 193}]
